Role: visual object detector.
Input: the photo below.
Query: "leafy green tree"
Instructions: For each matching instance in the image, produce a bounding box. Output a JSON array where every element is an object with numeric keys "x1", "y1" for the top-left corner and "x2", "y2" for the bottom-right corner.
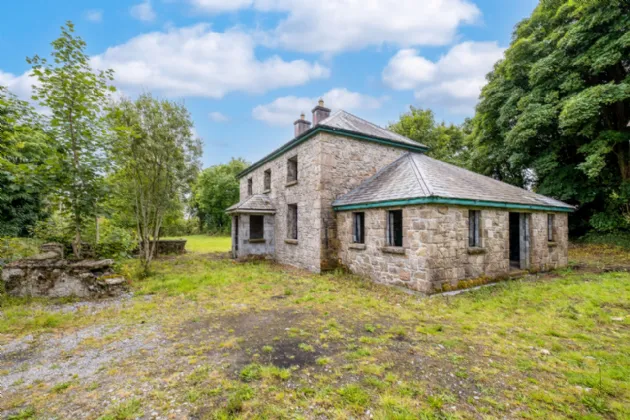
[
  {"x1": 193, "y1": 158, "x2": 249, "y2": 233},
  {"x1": 469, "y1": 0, "x2": 630, "y2": 234},
  {"x1": 107, "y1": 93, "x2": 202, "y2": 274},
  {"x1": 389, "y1": 107, "x2": 468, "y2": 165},
  {"x1": 0, "y1": 86, "x2": 50, "y2": 236},
  {"x1": 28, "y1": 21, "x2": 115, "y2": 256}
]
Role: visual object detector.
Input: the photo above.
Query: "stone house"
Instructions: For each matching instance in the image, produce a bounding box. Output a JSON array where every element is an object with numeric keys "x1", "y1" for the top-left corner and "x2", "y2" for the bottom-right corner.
[{"x1": 226, "y1": 100, "x2": 574, "y2": 293}]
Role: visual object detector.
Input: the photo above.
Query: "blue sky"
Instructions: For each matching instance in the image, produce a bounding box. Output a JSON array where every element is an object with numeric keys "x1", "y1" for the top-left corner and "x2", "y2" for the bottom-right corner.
[{"x1": 1, "y1": 0, "x2": 538, "y2": 168}]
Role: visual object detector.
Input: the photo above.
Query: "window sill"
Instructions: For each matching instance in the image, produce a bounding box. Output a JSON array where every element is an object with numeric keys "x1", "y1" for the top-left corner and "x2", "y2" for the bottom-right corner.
[
  {"x1": 467, "y1": 247, "x2": 486, "y2": 255},
  {"x1": 263, "y1": 189, "x2": 271, "y2": 194},
  {"x1": 381, "y1": 246, "x2": 405, "y2": 255},
  {"x1": 349, "y1": 243, "x2": 366, "y2": 250},
  {"x1": 285, "y1": 180, "x2": 298, "y2": 187},
  {"x1": 248, "y1": 238, "x2": 266, "y2": 244},
  {"x1": 547, "y1": 241, "x2": 558, "y2": 247},
  {"x1": 285, "y1": 239, "x2": 298, "y2": 245}
]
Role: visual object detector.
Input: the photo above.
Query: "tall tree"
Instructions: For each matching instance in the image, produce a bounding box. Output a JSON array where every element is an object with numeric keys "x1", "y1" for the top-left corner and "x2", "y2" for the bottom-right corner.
[
  {"x1": 193, "y1": 158, "x2": 249, "y2": 233},
  {"x1": 0, "y1": 86, "x2": 50, "y2": 236},
  {"x1": 469, "y1": 0, "x2": 630, "y2": 234},
  {"x1": 108, "y1": 93, "x2": 201, "y2": 274},
  {"x1": 28, "y1": 21, "x2": 115, "y2": 256},
  {"x1": 389, "y1": 107, "x2": 468, "y2": 165}
]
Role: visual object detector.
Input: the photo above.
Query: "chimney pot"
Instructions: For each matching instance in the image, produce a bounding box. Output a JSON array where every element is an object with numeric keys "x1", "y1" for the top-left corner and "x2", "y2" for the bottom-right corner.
[
  {"x1": 294, "y1": 113, "x2": 311, "y2": 137},
  {"x1": 312, "y1": 99, "x2": 331, "y2": 126}
]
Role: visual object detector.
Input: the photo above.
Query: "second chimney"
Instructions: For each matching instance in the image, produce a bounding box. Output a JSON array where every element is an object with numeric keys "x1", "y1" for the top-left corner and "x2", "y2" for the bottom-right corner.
[
  {"x1": 294, "y1": 113, "x2": 311, "y2": 137},
  {"x1": 312, "y1": 99, "x2": 331, "y2": 126}
]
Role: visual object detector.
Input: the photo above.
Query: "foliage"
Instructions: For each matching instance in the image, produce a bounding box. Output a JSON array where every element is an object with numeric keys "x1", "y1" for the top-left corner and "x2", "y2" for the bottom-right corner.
[
  {"x1": 107, "y1": 93, "x2": 202, "y2": 273},
  {"x1": 28, "y1": 21, "x2": 115, "y2": 257},
  {"x1": 469, "y1": 0, "x2": 630, "y2": 234},
  {"x1": 578, "y1": 231, "x2": 630, "y2": 250},
  {"x1": 30, "y1": 212, "x2": 73, "y2": 245},
  {"x1": 193, "y1": 158, "x2": 248, "y2": 233},
  {"x1": 388, "y1": 107, "x2": 469, "y2": 165},
  {"x1": 0, "y1": 237, "x2": 42, "y2": 264},
  {"x1": 0, "y1": 86, "x2": 50, "y2": 237},
  {"x1": 91, "y1": 219, "x2": 136, "y2": 260}
]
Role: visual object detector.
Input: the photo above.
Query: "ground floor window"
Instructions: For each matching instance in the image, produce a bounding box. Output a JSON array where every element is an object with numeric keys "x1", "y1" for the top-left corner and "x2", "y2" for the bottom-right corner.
[
  {"x1": 250, "y1": 215, "x2": 264, "y2": 240},
  {"x1": 548, "y1": 214, "x2": 554, "y2": 241},
  {"x1": 353, "y1": 212, "x2": 365, "y2": 244},
  {"x1": 387, "y1": 210, "x2": 403, "y2": 247},
  {"x1": 287, "y1": 204, "x2": 298, "y2": 240},
  {"x1": 469, "y1": 210, "x2": 481, "y2": 247}
]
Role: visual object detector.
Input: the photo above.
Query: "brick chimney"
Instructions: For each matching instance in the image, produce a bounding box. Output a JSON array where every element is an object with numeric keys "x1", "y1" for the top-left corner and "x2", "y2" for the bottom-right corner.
[
  {"x1": 294, "y1": 113, "x2": 311, "y2": 137},
  {"x1": 312, "y1": 99, "x2": 331, "y2": 126}
]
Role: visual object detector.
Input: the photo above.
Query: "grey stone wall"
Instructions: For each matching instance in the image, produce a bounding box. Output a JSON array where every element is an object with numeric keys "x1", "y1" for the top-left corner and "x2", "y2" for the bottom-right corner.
[
  {"x1": 337, "y1": 205, "x2": 569, "y2": 293},
  {"x1": 232, "y1": 214, "x2": 275, "y2": 258}
]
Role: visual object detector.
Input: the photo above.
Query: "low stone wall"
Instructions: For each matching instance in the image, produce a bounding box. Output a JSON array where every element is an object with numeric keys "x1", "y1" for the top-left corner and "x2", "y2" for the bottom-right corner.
[
  {"x1": 143, "y1": 239, "x2": 187, "y2": 255},
  {"x1": 0, "y1": 243, "x2": 128, "y2": 298}
]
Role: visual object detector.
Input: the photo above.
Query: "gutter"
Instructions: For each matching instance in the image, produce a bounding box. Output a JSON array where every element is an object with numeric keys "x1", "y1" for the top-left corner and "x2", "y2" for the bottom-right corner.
[
  {"x1": 332, "y1": 196, "x2": 575, "y2": 213},
  {"x1": 237, "y1": 126, "x2": 429, "y2": 178}
]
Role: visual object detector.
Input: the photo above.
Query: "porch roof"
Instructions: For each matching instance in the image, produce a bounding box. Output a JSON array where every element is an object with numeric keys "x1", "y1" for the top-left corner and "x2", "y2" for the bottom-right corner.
[{"x1": 226, "y1": 194, "x2": 276, "y2": 214}]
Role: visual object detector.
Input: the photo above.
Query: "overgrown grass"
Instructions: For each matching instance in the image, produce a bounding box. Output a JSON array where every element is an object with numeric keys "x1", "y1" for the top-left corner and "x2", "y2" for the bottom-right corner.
[
  {"x1": 578, "y1": 231, "x2": 630, "y2": 249},
  {"x1": 1, "y1": 245, "x2": 629, "y2": 418}
]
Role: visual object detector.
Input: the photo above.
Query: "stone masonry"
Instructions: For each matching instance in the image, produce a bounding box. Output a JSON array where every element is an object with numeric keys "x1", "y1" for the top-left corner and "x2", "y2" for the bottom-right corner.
[{"x1": 337, "y1": 206, "x2": 569, "y2": 293}]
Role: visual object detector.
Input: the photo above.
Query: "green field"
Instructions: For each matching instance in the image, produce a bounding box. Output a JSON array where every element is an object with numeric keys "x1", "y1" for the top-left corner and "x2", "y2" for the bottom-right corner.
[
  {"x1": 164, "y1": 235, "x2": 232, "y2": 254},
  {"x1": 1, "y1": 242, "x2": 629, "y2": 419}
]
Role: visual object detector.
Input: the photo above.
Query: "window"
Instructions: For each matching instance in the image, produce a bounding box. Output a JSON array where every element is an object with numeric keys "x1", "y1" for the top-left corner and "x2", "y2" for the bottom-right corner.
[
  {"x1": 547, "y1": 214, "x2": 554, "y2": 241},
  {"x1": 264, "y1": 169, "x2": 271, "y2": 191},
  {"x1": 247, "y1": 178, "x2": 253, "y2": 196},
  {"x1": 250, "y1": 215, "x2": 264, "y2": 240},
  {"x1": 353, "y1": 212, "x2": 365, "y2": 244},
  {"x1": 387, "y1": 210, "x2": 403, "y2": 247},
  {"x1": 287, "y1": 155, "x2": 298, "y2": 183},
  {"x1": 469, "y1": 210, "x2": 481, "y2": 247},
  {"x1": 287, "y1": 204, "x2": 298, "y2": 240}
]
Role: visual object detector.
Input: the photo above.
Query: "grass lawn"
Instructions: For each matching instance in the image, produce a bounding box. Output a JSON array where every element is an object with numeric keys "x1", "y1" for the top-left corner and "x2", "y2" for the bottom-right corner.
[
  {"x1": 0, "y1": 239, "x2": 629, "y2": 419},
  {"x1": 163, "y1": 235, "x2": 232, "y2": 254}
]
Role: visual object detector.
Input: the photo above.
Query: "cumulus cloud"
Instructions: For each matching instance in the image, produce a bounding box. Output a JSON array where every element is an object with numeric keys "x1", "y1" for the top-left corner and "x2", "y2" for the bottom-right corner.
[
  {"x1": 382, "y1": 41, "x2": 505, "y2": 114},
  {"x1": 189, "y1": 0, "x2": 480, "y2": 53},
  {"x1": 208, "y1": 111, "x2": 229, "y2": 122},
  {"x1": 131, "y1": 0, "x2": 156, "y2": 22},
  {"x1": 85, "y1": 9, "x2": 103, "y2": 23},
  {"x1": 252, "y1": 88, "x2": 383, "y2": 126},
  {"x1": 90, "y1": 24, "x2": 330, "y2": 98},
  {"x1": 0, "y1": 70, "x2": 36, "y2": 100}
]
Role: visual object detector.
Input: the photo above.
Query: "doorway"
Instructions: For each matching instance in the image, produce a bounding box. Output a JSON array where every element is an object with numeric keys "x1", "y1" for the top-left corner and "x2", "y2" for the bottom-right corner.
[
  {"x1": 234, "y1": 215, "x2": 239, "y2": 255},
  {"x1": 509, "y1": 213, "x2": 530, "y2": 270}
]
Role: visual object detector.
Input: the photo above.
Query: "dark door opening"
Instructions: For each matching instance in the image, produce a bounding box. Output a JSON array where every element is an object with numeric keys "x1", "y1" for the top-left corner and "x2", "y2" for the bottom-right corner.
[
  {"x1": 509, "y1": 213, "x2": 520, "y2": 268},
  {"x1": 234, "y1": 216, "x2": 239, "y2": 252}
]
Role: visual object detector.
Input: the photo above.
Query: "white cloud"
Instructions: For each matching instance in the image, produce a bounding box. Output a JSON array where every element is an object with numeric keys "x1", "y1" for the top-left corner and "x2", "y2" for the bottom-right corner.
[
  {"x1": 131, "y1": 0, "x2": 156, "y2": 22},
  {"x1": 208, "y1": 111, "x2": 229, "y2": 122},
  {"x1": 91, "y1": 24, "x2": 329, "y2": 98},
  {"x1": 190, "y1": 0, "x2": 480, "y2": 53},
  {"x1": 382, "y1": 41, "x2": 505, "y2": 114},
  {"x1": 85, "y1": 10, "x2": 103, "y2": 23},
  {"x1": 252, "y1": 88, "x2": 383, "y2": 125},
  {"x1": 0, "y1": 70, "x2": 36, "y2": 100}
]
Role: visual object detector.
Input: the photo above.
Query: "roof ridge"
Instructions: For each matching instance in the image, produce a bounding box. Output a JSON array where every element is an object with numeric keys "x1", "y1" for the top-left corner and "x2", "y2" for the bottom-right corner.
[
  {"x1": 409, "y1": 153, "x2": 433, "y2": 196},
  {"x1": 338, "y1": 110, "x2": 408, "y2": 139},
  {"x1": 316, "y1": 109, "x2": 343, "y2": 126}
]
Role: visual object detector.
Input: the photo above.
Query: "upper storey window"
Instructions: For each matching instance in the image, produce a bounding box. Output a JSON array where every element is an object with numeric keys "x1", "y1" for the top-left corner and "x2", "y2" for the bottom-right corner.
[
  {"x1": 287, "y1": 155, "x2": 298, "y2": 184},
  {"x1": 264, "y1": 169, "x2": 271, "y2": 192},
  {"x1": 247, "y1": 178, "x2": 253, "y2": 196}
]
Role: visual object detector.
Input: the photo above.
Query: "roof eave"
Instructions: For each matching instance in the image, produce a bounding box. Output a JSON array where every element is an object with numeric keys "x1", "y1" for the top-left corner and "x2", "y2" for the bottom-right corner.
[
  {"x1": 237, "y1": 126, "x2": 429, "y2": 178},
  {"x1": 332, "y1": 196, "x2": 576, "y2": 213}
]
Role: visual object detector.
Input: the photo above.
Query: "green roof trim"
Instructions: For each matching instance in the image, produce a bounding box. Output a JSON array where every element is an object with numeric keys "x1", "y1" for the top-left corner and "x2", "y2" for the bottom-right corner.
[
  {"x1": 332, "y1": 197, "x2": 575, "y2": 213},
  {"x1": 237, "y1": 126, "x2": 429, "y2": 178}
]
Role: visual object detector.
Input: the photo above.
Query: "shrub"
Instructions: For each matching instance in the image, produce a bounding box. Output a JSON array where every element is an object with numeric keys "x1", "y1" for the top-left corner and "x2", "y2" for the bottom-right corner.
[{"x1": 93, "y1": 219, "x2": 136, "y2": 260}]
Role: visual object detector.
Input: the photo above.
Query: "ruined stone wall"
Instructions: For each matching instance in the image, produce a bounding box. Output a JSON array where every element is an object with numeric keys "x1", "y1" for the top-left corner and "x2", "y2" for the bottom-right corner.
[
  {"x1": 318, "y1": 134, "x2": 405, "y2": 270},
  {"x1": 238, "y1": 137, "x2": 323, "y2": 272},
  {"x1": 337, "y1": 205, "x2": 569, "y2": 293},
  {"x1": 530, "y1": 212, "x2": 569, "y2": 271},
  {"x1": 233, "y1": 214, "x2": 275, "y2": 258}
]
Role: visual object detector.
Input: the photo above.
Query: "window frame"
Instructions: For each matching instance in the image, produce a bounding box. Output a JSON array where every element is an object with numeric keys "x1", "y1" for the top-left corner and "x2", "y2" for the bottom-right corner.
[
  {"x1": 263, "y1": 169, "x2": 271, "y2": 192},
  {"x1": 387, "y1": 210, "x2": 403, "y2": 247},
  {"x1": 287, "y1": 155, "x2": 298, "y2": 183},
  {"x1": 547, "y1": 214, "x2": 554, "y2": 242},
  {"x1": 468, "y1": 210, "x2": 481, "y2": 248},
  {"x1": 353, "y1": 212, "x2": 365, "y2": 244},
  {"x1": 287, "y1": 204, "x2": 298, "y2": 240},
  {"x1": 249, "y1": 215, "x2": 265, "y2": 240},
  {"x1": 247, "y1": 177, "x2": 253, "y2": 196}
]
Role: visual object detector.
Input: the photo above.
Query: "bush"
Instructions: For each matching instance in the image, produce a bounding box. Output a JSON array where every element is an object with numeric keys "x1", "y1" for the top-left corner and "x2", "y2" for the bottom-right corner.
[
  {"x1": 93, "y1": 219, "x2": 136, "y2": 260},
  {"x1": 30, "y1": 212, "x2": 73, "y2": 245},
  {"x1": 579, "y1": 231, "x2": 630, "y2": 250},
  {"x1": 0, "y1": 237, "x2": 42, "y2": 265}
]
